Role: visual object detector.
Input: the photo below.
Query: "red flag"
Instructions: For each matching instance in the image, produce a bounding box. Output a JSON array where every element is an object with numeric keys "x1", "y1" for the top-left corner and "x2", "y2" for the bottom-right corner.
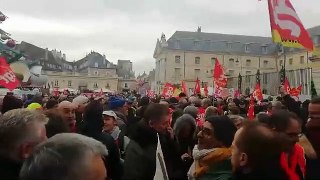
[
  {"x1": 99, "y1": 88, "x2": 104, "y2": 96},
  {"x1": 267, "y1": 0, "x2": 314, "y2": 51},
  {"x1": 247, "y1": 96, "x2": 255, "y2": 120},
  {"x1": 204, "y1": 84, "x2": 208, "y2": 97},
  {"x1": 0, "y1": 57, "x2": 19, "y2": 91},
  {"x1": 194, "y1": 78, "x2": 201, "y2": 95},
  {"x1": 290, "y1": 85, "x2": 302, "y2": 97},
  {"x1": 253, "y1": 83, "x2": 263, "y2": 102},
  {"x1": 181, "y1": 81, "x2": 188, "y2": 96},
  {"x1": 284, "y1": 78, "x2": 291, "y2": 94},
  {"x1": 162, "y1": 83, "x2": 176, "y2": 98},
  {"x1": 147, "y1": 90, "x2": 155, "y2": 98},
  {"x1": 213, "y1": 58, "x2": 227, "y2": 97},
  {"x1": 63, "y1": 89, "x2": 69, "y2": 96},
  {"x1": 234, "y1": 89, "x2": 241, "y2": 98}
]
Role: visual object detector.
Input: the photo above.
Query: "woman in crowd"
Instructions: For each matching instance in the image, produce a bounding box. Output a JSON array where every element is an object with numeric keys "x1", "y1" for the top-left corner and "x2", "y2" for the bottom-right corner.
[{"x1": 188, "y1": 116, "x2": 237, "y2": 180}]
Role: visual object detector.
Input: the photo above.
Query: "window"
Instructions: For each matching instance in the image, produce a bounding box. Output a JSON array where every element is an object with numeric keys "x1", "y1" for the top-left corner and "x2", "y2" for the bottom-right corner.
[
  {"x1": 263, "y1": 74, "x2": 268, "y2": 84},
  {"x1": 175, "y1": 56, "x2": 181, "y2": 63},
  {"x1": 54, "y1": 80, "x2": 59, "y2": 87},
  {"x1": 227, "y1": 42, "x2": 232, "y2": 49},
  {"x1": 174, "y1": 68, "x2": 181, "y2": 80},
  {"x1": 245, "y1": 44, "x2": 250, "y2": 52},
  {"x1": 194, "y1": 41, "x2": 200, "y2": 47},
  {"x1": 175, "y1": 40, "x2": 180, "y2": 48},
  {"x1": 93, "y1": 82, "x2": 98, "y2": 88},
  {"x1": 300, "y1": 56, "x2": 304, "y2": 64},
  {"x1": 195, "y1": 57, "x2": 200, "y2": 64},
  {"x1": 68, "y1": 80, "x2": 72, "y2": 87},
  {"x1": 95, "y1": 71, "x2": 98, "y2": 75},
  {"x1": 245, "y1": 75, "x2": 250, "y2": 83},
  {"x1": 263, "y1": 60, "x2": 269, "y2": 67},
  {"x1": 246, "y1": 59, "x2": 251, "y2": 67},
  {"x1": 94, "y1": 62, "x2": 98, "y2": 68},
  {"x1": 124, "y1": 83, "x2": 128, "y2": 88},
  {"x1": 194, "y1": 69, "x2": 200, "y2": 78},
  {"x1": 289, "y1": 58, "x2": 293, "y2": 65},
  {"x1": 211, "y1": 57, "x2": 216, "y2": 65},
  {"x1": 262, "y1": 46, "x2": 268, "y2": 54},
  {"x1": 228, "y1": 70, "x2": 234, "y2": 76},
  {"x1": 106, "y1": 83, "x2": 110, "y2": 88},
  {"x1": 279, "y1": 60, "x2": 283, "y2": 66},
  {"x1": 229, "y1": 58, "x2": 235, "y2": 67},
  {"x1": 262, "y1": 89, "x2": 268, "y2": 94},
  {"x1": 246, "y1": 71, "x2": 251, "y2": 75}
]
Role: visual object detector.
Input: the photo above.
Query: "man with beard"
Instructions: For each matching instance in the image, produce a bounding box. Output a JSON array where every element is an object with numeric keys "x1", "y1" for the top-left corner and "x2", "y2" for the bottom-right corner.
[{"x1": 58, "y1": 101, "x2": 77, "y2": 132}]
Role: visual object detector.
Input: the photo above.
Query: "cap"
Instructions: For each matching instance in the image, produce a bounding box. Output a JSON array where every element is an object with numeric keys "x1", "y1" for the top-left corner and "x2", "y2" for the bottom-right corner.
[{"x1": 102, "y1": 110, "x2": 118, "y2": 119}]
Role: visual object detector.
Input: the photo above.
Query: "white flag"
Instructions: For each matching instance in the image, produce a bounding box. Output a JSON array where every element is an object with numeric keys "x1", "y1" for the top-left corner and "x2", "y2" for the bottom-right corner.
[{"x1": 154, "y1": 133, "x2": 169, "y2": 180}]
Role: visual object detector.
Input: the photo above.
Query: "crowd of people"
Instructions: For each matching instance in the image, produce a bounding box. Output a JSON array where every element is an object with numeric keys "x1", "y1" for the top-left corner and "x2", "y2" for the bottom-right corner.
[{"x1": 0, "y1": 90, "x2": 319, "y2": 180}]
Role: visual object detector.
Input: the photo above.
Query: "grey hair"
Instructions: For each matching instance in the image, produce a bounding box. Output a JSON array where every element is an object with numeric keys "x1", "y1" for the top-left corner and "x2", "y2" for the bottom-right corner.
[
  {"x1": 20, "y1": 133, "x2": 108, "y2": 180},
  {"x1": 183, "y1": 105, "x2": 198, "y2": 119},
  {"x1": 205, "y1": 106, "x2": 218, "y2": 118},
  {"x1": 201, "y1": 98, "x2": 212, "y2": 107},
  {"x1": 0, "y1": 109, "x2": 48, "y2": 157},
  {"x1": 173, "y1": 114, "x2": 196, "y2": 139}
]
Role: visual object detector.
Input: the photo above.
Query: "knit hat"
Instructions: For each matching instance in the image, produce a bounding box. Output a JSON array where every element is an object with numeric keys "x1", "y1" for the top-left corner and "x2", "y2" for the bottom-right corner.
[
  {"x1": 108, "y1": 96, "x2": 126, "y2": 110},
  {"x1": 27, "y1": 103, "x2": 43, "y2": 110}
]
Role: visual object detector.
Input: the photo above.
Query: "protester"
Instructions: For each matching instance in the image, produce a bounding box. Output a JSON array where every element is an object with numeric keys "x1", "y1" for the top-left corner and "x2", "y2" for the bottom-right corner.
[
  {"x1": 229, "y1": 115, "x2": 244, "y2": 130},
  {"x1": 304, "y1": 97, "x2": 320, "y2": 179},
  {"x1": 82, "y1": 100, "x2": 122, "y2": 180},
  {"x1": 108, "y1": 96, "x2": 128, "y2": 133},
  {"x1": 188, "y1": 116, "x2": 237, "y2": 180},
  {"x1": 20, "y1": 133, "x2": 108, "y2": 180},
  {"x1": 102, "y1": 110, "x2": 130, "y2": 159},
  {"x1": 123, "y1": 103, "x2": 172, "y2": 180},
  {"x1": 0, "y1": 109, "x2": 48, "y2": 180},
  {"x1": 172, "y1": 114, "x2": 196, "y2": 179},
  {"x1": 204, "y1": 106, "x2": 218, "y2": 118},
  {"x1": 58, "y1": 101, "x2": 77, "y2": 132},
  {"x1": 45, "y1": 109, "x2": 70, "y2": 138},
  {"x1": 231, "y1": 122, "x2": 289, "y2": 179},
  {"x1": 269, "y1": 111, "x2": 305, "y2": 179},
  {"x1": 72, "y1": 95, "x2": 89, "y2": 133},
  {"x1": 1, "y1": 94, "x2": 23, "y2": 114},
  {"x1": 184, "y1": 105, "x2": 198, "y2": 119},
  {"x1": 45, "y1": 99, "x2": 58, "y2": 109}
]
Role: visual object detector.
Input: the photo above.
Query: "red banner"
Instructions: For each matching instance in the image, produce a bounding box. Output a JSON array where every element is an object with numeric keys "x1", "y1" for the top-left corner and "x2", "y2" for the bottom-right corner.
[
  {"x1": 213, "y1": 58, "x2": 227, "y2": 97},
  {"x1": 247, "y1": 95, "x2": 255, "y2": 121},
  {"x1": 268, "y1": 0, "x2": 314, "y2": 51},
  {"x1": 147, "y1": 90, "x2": 155, "y2": 98},
  {"x1": 0, "y1": 57, "x2": 20, "y2": 91},
  {"x1": 181, "y1": 81, "x2": 188, "y2": 96},
  {"x1": 194, "y1": 78, "x2": 201, "y2": 95},
  {"x1": 284, "y1": 78, "x2": 291, "y2": 94},
  {"x1": 290, "y1": 85, "x2": 302, "y2": 97},
  {"x1": 162, "y1": 83, "x2": 176, "y2": 98},
  {"x1": 253, "y1": 83, "x2": 263, "y2": 102}
]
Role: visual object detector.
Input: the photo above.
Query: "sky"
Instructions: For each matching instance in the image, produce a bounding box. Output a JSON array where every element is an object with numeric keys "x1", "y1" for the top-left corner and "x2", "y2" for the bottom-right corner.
[{"x1": 1, "y1": 0, "x2": 319, "y2": 75}]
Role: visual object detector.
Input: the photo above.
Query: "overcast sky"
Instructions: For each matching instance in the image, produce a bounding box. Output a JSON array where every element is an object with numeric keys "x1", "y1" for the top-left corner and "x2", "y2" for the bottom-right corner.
[{"x1": 1, "y1": 0, "x2": 319, "y2": 75}]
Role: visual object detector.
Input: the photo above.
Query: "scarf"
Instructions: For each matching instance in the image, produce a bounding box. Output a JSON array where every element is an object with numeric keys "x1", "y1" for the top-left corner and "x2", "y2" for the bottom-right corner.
[
  {"x1": 280, "y1": 144, "x2": 306, "y2": 180},
  {"x1": 189, "y1": 145, "x2": 231, "y2": 178},
  {"x1": 109, "y1": 126, "x2": 121, "y2": 140}
]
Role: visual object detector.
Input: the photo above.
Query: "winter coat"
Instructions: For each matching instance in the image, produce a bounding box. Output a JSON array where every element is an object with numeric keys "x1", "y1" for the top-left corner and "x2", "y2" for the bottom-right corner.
[
  {"x1": 123, "y1": 120, "x2": 176, "y2": 180},
  {"x1": 0, "y1": 156, "x2": 22, "y2": 180},
  {"x1": 123, "y1": 120, "x2": 158, "y2": 180},
  {"x1": 82, "y1": 118, "x2": 122, "y2": 180}
]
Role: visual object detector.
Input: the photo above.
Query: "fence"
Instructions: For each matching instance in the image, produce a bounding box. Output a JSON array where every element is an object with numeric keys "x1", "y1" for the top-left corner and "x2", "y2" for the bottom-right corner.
[{"x1": 227, "y1": 68, "x2": 312, "y2": 96}]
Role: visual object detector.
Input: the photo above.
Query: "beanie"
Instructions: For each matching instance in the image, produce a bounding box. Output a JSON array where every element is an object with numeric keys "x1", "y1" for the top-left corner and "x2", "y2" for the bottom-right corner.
[{"x1": 108, "y1": 97, "x2": 126, "y2": 110}]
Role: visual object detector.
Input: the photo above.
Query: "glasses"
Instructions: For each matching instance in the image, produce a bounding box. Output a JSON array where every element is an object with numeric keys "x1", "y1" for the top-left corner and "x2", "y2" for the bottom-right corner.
[{"x1": 286, "y1": 132, "x2": 303, "y2": 138}]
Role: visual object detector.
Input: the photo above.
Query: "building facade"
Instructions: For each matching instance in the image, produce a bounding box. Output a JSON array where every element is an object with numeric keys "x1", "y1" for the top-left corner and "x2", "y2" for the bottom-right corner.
[
  {"x1": 153, "y1": 26, "x2": 320, "y2": 95},
  {"x1": 16, "y1": 41, "x2": 136, "y2": 92}
]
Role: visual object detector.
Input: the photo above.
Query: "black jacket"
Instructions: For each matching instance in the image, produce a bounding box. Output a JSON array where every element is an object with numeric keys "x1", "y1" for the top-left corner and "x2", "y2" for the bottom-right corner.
[
  {"x1": 82, "y1": 119, "x2": 122, "y2": 180},
  {"x1": 231, "y1": 168, "x2": 289, "y2": 180},
  {"x1": 0, "y1": 156, "x2": 22, "y2": 180}
]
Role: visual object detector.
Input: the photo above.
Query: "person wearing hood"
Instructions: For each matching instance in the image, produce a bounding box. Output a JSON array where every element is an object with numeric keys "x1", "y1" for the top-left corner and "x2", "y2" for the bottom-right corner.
[{"x1": 82, "y1": 100, "x2": 122, "y2": 180}]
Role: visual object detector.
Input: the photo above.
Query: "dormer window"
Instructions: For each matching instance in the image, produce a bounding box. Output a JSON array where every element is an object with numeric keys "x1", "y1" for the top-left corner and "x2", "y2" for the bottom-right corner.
[
  {"x1": 227, "y1": 42, "x2": 232, "y2": 49},
  {"x1": 262, "y1": 46, "x2": 268, "y2": 54},
  {"x1": 245, "y1": 44, "x2": 250, "y2": 52},
  {"x1": 194, "y1": 41, "x2": 200, "y2": 48}
]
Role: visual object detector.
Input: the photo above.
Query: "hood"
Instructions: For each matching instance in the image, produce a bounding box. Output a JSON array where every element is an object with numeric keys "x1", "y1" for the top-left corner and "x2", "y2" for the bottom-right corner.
[{"x1": 173, "y1": 114, "x2": 196, "y2": 138}]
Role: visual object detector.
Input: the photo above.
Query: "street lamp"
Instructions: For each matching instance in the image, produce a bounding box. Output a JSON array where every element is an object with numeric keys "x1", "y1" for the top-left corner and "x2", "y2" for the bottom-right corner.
[{"x1": 235, "y1": 59, "x2": 242, "y2": 75}]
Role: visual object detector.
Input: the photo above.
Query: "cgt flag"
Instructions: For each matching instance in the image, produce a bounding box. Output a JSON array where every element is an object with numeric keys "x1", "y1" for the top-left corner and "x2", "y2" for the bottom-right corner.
[
  {"x1": 181, "y1": 81, "x2": 188, "y2": 96},
  {"x1": 162, "y1": 83, "x2": 176, "y2": 98},
  {"x1": 0, "y1": 57, "x2": 19, "y2": 91},
  {"x1": 213, "y1": 58, "x2": 227, "y2": 97},
  {"x1": 194, "y1": 78, "x2": 201, "y2": 95},
  {"x1": 267, "y1": 0, "x2": 314, "y2": 51}
]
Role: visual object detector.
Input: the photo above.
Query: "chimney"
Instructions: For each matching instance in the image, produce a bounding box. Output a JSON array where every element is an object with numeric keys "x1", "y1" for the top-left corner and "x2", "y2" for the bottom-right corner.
[
  {"x1": 45, "y1": 48, "x2": 49, "y2": 60},
  {"x1": 197, "y1": 26, "x2": 202, "y2": 33},
  {"x1": 63, "y1": 53, "x2": 66, "y2": 60}
]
